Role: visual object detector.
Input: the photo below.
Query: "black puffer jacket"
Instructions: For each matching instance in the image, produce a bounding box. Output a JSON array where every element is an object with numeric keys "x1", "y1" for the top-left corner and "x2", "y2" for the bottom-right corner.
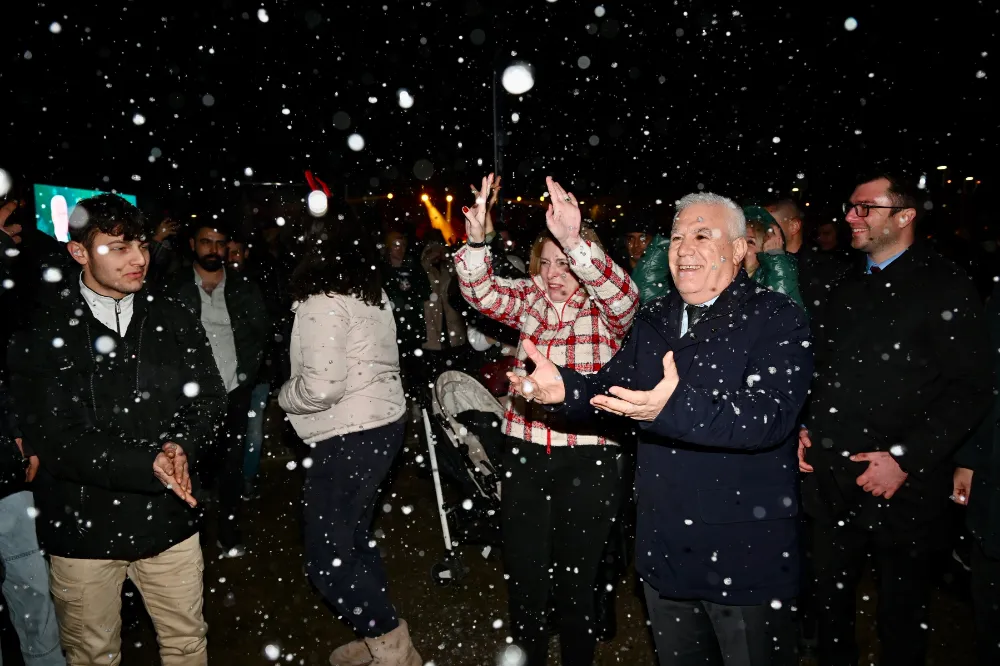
[{"x1": 7, "y1": 274, "x2": 227, "y2": 559}]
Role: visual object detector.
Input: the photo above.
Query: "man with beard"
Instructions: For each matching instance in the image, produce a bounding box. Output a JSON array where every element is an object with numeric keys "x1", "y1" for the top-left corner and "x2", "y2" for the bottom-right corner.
[
  {"x1": 8, "y1": 194, "x2": 226, "y2": 664},
  {"x1": 800, "y1": 171, "x2": 992, "y2": 666},
  {"x1": 161, "y1": 223, "x2": 268, "y2": 557}
]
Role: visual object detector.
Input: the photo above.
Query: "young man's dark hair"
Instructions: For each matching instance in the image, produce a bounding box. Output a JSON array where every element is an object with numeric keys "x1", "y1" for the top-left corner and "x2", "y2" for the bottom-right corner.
[{"x1": 68, "y1": 192, "x2": 146, "y2": 249}]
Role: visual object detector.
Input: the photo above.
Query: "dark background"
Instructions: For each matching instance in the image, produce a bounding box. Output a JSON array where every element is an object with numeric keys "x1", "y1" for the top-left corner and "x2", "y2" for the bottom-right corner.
[{"x1": 2, "y1": 1, "x2": 996, "y2": 238}]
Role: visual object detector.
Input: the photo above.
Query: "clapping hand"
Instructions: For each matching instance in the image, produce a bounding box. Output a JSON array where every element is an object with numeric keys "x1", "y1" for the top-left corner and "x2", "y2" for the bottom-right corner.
[
  {"x1": 590, "y1": 352, "x2": 680, "y2": 421},
  {"x1": 545, "y1": 177, "x2": 582, "y2": 251},
  {"x1": 506, "y1": 339, "x2": 566, "y2": 404}
]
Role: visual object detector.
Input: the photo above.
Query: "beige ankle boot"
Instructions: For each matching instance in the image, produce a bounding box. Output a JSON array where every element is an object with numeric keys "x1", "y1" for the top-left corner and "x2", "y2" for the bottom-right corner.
[
  {"x1": 329, "y1": 638, "x2": 373, "y2": 666},
  {"x1": 363, "y1": 620, "x2": 422, "y2": 666}
]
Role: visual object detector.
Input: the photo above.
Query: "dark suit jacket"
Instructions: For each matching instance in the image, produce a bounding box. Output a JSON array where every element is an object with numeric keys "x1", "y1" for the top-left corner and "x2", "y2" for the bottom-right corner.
[
  {"x1": 558, "y1": 272, "x2": 812, "y2": 604},
  {"x1": 956, "y1": 281, "x2": 1000, "y2": 558},
  {"x1": 803, "y1": 243, "x2": 992, "y2": 531},
  {"x1": 159, "y1": 266, "x2": 269, "y2": 390}
]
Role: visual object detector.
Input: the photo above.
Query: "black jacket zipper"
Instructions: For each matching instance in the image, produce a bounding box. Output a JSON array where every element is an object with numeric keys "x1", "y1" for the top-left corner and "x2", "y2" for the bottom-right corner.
[{"x1": 82, "y1": 314, "x2": 148, "y2": 520}]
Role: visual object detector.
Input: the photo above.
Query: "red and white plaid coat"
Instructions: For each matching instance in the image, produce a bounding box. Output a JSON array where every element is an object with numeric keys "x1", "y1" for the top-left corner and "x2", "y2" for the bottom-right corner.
[{"x1": 454, "y1": 241, "x2": 639, "y2": 449}]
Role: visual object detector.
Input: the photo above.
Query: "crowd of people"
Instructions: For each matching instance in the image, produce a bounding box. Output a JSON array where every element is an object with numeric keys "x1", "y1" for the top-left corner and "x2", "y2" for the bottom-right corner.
[{"x1": 0, "y1": 165, "x2": 997, "y2": 666}]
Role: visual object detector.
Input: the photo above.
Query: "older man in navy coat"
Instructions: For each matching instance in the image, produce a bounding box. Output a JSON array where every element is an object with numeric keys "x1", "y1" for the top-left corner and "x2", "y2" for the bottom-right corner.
[{"x1": 511, "y1": 192, "x2": 812, "y2": 666}]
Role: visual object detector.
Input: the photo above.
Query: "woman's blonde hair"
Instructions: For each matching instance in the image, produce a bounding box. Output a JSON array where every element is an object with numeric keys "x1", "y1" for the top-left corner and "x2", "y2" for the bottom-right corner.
[{"x1": 528, "y1": 226, "x2": 604, "y2": 275}]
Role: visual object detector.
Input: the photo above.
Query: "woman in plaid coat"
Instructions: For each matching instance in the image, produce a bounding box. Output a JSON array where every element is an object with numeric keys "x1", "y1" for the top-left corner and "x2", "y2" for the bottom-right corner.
[{"x1": 454, "y1": 175, "x2": 639, "y2": 666}]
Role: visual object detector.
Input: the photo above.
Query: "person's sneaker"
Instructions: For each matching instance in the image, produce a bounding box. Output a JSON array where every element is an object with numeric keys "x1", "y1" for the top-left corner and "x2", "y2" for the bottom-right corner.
[{"x1": 217, "y1": 541, "x2": 247, "y2": 558}]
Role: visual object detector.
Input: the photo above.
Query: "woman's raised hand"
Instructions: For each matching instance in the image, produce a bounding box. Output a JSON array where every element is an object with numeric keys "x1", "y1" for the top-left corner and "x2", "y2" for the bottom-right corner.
[
  {"x1": 545, "y1": 176, "x2": 582, "y2": 250},
  {"x1": 462, "y1": 173, "x2": 494, "y2": 243}
]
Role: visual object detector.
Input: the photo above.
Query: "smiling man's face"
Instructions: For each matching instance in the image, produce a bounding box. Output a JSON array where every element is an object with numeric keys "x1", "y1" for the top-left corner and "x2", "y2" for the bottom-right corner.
[
  {"x1": 669, "y1": 202, "x2": 746, "y2": 305},
  {"x1": 69, "y1": 231, "x2": 149, "y2": 299}
]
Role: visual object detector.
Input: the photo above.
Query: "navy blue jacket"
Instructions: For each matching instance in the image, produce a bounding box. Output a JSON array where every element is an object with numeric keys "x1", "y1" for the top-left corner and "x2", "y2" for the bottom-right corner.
[{"x1": 557, "y1": 272, "x2": 812, "y2": 604}]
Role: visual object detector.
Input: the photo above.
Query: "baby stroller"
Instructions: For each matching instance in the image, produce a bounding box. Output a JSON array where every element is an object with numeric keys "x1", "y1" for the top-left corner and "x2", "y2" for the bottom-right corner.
[{"x1": 420, "y1": 370, "x2": 505, "y2": 585}]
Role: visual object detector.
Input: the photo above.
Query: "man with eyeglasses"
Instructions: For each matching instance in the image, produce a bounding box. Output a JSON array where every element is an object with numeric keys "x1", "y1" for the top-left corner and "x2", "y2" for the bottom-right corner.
[{"x1": 798, "y1": 171, "x2": 993, "y2": 666}]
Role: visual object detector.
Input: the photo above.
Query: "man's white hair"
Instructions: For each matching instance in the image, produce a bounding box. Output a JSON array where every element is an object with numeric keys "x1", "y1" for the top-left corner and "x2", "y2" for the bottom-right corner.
[{"x1": 673, "y1": 192, "x2": 746, "y2": 240}]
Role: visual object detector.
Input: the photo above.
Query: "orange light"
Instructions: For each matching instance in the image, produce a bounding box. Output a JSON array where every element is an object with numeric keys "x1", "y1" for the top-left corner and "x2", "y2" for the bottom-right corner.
[
  {"x1": 387, "y1": 193, "x2": 394, "y2": 200},
  {"x1": 421, "y1": 194, "x2": 429, "y2": 202},
  {"x1": 446, "y1": 195, "x2": 453, "y2": 202},
  {"x1": 947, "y1": 180, "x2": 952, "y2": 184},
  {"x1": 516, "y1": 196, "x2": 522, "y2": 202}
]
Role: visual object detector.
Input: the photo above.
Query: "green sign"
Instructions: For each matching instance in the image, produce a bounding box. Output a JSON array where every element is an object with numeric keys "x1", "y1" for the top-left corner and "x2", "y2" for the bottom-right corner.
[{"x1": 33, "y1": 184, "x2": 138, "y2": 242}]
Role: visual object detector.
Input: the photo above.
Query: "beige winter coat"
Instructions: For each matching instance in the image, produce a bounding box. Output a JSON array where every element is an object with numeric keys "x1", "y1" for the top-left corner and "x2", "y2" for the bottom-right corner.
[{"x1": 278, "y1": 290, "x2": 405, "y2": 443}]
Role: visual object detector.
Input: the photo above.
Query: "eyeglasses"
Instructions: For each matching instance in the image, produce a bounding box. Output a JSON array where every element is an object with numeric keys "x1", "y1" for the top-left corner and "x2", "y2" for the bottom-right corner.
[{"x1": 842, "y1": 202, "x2": 904, "y2": 218}]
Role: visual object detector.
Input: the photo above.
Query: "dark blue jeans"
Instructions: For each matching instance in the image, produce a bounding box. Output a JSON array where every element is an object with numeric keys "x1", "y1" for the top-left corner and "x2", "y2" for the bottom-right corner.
[{"x1": 303, "y1": 419, "x2": 405, "y2": 638}]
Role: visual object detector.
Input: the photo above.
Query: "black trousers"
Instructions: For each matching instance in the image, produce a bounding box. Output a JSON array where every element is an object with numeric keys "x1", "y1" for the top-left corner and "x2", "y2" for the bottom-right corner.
[
  {"x1": 643, "y1": 583, "x2": 797, "y2": 666},
  {"x1": 812, "y1": 518, "x2": 938, "y2": 666},
  {"x1": 972, "y1": 539, "x2": 1000, "y2": 665},
  {"x1": 202, "y1": 383, "x2": 253, "y2": 548},
  {"x1": 501, "y1": 440, "x2": 621, "y2": 666},
  {"x1": 303, "y1": 419, "x2": 405, "y2": 637}
]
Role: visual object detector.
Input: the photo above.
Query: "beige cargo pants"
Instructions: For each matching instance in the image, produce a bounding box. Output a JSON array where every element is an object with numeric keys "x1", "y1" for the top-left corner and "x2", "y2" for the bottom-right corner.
[{"x1": 48, "y1": 533, "x2": 207, "y2": 666}]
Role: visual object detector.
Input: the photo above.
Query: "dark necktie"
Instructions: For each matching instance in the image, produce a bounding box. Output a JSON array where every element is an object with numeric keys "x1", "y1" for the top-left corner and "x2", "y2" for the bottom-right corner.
[
  {"x1": 685, "y1": 304, "x2": 706, "y2": 331},
  {"x1": 870, "y1": 265, "x2": 882, "y2": 274}
]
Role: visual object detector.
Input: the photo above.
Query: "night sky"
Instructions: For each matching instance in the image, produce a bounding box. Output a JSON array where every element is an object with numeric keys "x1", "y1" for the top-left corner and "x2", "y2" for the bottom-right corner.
[{"x1": 3, "y1": 1, "x2": 996, "y2": 230}]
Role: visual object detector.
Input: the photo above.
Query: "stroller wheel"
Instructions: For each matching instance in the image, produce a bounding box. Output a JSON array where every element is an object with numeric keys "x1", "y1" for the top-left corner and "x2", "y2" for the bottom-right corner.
[{"x1": 431, "y1": 557, "x2": 468, "y2": 586}]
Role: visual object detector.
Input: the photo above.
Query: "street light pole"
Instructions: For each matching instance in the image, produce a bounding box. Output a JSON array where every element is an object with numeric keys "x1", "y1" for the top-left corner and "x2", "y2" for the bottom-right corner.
[
  {"x1": 491, "y1": 65, "x2": 505, "y2": 230},
  {"x1": 493, "y1": 69, "x2": 502, "y2": 178}
]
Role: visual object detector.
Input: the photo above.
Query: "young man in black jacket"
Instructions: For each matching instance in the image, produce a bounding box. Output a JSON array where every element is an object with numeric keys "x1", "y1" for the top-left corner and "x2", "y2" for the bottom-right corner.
[
  {"x1": 159, "y1": 222, "x2": 267, "y2": 557},
  {"x1": 8, "y1": 194, "x2": 226, "y2": 665},
  {"x1": 799, "y1": 172, "x2": 993, "y2": 666}
]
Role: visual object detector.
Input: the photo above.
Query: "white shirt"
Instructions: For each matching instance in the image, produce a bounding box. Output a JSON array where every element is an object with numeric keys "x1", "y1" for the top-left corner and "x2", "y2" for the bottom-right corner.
[
  {"x1": 80, "y1": 273, "x2": 135, "y2": 336},
  {"x1": 680, "y1": 295, "x2": 720, "y2": 337},
  {"x1": 195, "y1": 268, "x2": 240, "y2": 393}
]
